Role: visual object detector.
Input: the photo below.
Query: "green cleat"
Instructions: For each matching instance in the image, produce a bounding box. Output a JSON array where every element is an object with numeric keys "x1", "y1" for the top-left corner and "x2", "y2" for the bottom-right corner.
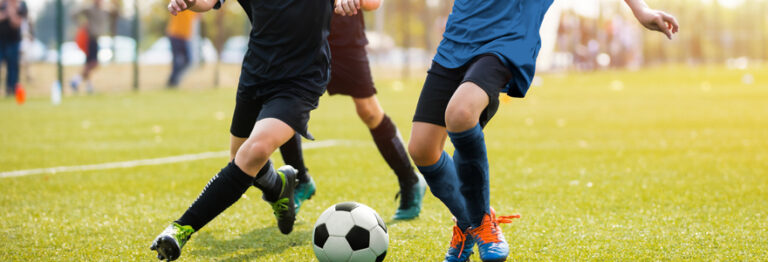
[
  {"x1": 150, "y1": 222, "x2": 195, "y2": 261},
  {"x1": 267, "y1": 165, "x2": 298, "y2": 234},
  {"x1": 392, "y1": 174, "x2": 427, "y2": 220},
  {"x1": 293, "y1": 174, "x2": 316, "y2": 214}
]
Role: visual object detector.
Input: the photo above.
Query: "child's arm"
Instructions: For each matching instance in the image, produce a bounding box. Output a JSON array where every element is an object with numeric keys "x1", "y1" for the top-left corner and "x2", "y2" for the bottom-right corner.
[
  {"x1": 167, "y1": 0, "x2": 221, "y2": 16},
  {"x1": 624, "y1": 0, "x2": 679, "y2": 39}
]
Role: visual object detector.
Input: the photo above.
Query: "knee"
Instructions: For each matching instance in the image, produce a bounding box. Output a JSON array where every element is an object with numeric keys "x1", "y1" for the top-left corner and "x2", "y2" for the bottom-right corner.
[
  {"x1": 445, "y1": 104, "x2": 477, "y2": 131},
  {"x1": 237, "y1": 140, "x2": 275, "y2": 165},
  {"x1": 408, "y1": 140, "x2": 440, "y2": 167}
]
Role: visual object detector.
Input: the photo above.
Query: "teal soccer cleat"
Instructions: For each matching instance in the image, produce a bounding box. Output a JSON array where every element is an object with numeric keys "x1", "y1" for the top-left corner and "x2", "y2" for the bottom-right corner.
[
  {"x1": 392, "y1": 174, "x2": 427, "y2": 220},
  {"x1": 293, "y1": 174, "x2": 316, "y2": 213}
]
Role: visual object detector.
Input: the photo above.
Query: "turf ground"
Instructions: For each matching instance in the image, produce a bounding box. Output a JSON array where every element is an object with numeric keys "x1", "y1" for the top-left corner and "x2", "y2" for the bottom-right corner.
[{"x1": 1, "y1": 65, "x2": 766, "y2": 260}]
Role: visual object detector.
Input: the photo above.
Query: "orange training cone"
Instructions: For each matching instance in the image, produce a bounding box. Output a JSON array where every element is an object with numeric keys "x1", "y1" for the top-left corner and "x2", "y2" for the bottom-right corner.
[{"x1": 15, "y1": 84, "x2": 26, "y2": 105}]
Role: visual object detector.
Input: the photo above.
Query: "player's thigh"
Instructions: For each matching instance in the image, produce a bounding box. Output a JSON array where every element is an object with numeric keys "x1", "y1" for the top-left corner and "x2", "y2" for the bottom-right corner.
[
  {"x1": 455, "y1": 54, "x2": 513, "y2": 129},
  {"x1": 235, "y1": 118, "x2": 295, "y2": 175},
  {"x1": 412, "y1": 61, "x2": 463, "y2": 127},
  {"x1": 244, "y1": 118, "x2": 296, "y2": 151}
]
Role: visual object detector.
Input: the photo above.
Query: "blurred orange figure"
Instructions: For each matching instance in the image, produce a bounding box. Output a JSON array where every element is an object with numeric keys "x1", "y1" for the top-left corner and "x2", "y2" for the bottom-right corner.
[
  {"x1": 15, "y1": 83, "x2": 24, "y2": 105},
  {"x1": 165, "y1": 10, "x2": 198, "y2": 88}
]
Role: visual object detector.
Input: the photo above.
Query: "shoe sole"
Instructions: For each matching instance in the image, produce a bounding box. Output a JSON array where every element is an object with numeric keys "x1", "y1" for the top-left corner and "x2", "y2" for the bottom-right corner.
[{"x1": 153, "y1": 235, "x2": 180, "y2": 261}]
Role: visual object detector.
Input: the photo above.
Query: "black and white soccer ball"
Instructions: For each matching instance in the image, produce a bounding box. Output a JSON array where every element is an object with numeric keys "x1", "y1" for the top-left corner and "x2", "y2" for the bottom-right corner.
[{"x1": 312, "y1": 202, "x2": 388, "y2": 262}]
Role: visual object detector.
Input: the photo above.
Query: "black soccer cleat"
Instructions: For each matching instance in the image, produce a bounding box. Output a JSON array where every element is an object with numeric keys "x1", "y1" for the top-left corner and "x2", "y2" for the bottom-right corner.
[{"x1": 266, "y1": 165, "x2": 299, "y2": 234}]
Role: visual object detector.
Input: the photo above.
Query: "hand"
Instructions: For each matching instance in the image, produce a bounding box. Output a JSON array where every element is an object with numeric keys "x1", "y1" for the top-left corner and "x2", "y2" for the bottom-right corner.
[
  {"x1": 632, "y1": 7, "x2": 679, "y2": 39},
  {"x1": 167, "y1": 0, "x2": 196, "y2": 16},
  {"x1": 334, "y1": 0, "x2": 360, "y2": 16},
  {"x1": 6, "y1": 1, "x2": 16, "y2": 14}
]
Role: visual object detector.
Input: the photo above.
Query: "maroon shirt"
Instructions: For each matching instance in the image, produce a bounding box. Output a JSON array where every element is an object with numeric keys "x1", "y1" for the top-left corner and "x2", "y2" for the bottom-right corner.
[{"x1": 327, "y1": 12, "x2": 368, "y2": 47}]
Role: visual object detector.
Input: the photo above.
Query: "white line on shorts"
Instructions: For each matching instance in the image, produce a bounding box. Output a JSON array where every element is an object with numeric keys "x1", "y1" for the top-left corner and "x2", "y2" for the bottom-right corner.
[{"x1": 0, "y1": 139, "x2": 364, "y2": 179}]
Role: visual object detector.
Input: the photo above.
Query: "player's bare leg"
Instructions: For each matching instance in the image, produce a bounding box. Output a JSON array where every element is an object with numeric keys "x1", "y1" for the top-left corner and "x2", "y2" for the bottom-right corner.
[
  {"x1": 234, "y1": 118, "x2": 294, "y2": 175},
  {"x1": 71, "y1": 61, "x2": 98, "y2": 94},
  {"x1": 444, "y1": 82, "x2": 488, "y2": 133},
  {"x1": 353, "y1": 96, "x2": 385, "y2": 129},
  {"x1": 408, "y1": 122, "x2": 447, "y2": 167}
]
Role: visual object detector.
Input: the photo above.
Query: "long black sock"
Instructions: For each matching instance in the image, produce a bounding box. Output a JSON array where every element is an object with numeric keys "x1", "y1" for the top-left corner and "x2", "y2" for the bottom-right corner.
[
  {"x1": 252, "y1": 159, "x2": 283, "y2": 202},
  {"x1": 176, "y1": 162, "x2": 254, "y2": 231},
  {"x1": 449, "y1": 124, "x2": 490, "y2": 228},
  {"x1": 280, "y1": 133, "x2": 309, "y2": 183},
  {"x1": 370, "y1": 115, "x2": 419, "y2": 189}
]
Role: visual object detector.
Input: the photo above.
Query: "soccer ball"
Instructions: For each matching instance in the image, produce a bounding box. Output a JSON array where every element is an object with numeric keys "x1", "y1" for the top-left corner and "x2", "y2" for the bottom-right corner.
[{"x1": 312, "y1": 202, "x2": 388, "y2": 262}]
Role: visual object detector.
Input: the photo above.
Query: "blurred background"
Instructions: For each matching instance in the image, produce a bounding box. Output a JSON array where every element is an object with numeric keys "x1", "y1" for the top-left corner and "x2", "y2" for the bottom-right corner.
[{"x1": 6, "y1": 0, "x2": 766, "y2": 96}]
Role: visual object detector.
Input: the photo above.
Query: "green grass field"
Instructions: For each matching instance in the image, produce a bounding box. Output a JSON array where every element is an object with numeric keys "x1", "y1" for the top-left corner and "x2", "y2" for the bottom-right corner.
[{"x1": 1, "y1": 66, "x2": 766, "y2": 261}]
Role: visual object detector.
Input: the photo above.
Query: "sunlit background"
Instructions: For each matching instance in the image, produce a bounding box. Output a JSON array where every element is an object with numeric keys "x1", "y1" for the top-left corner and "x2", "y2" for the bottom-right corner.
[{"x1": 13, "y1": 0, "x2": 767, "y2": 94}]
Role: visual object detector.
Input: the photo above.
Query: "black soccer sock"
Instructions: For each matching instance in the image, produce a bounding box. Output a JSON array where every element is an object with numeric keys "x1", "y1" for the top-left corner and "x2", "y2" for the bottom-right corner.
[
  {"x1": 252, "y1": 159, "x2": 283, "y2": 202},
  {"x1": 279, "y1": 133, "x2": 310, "y2": 183},
  {"x1": 370, "y1": 115, "x2": 419, "y2": 189},
  {"x1": 176, "y1": 162, "x2": 255, "y2": 231}
]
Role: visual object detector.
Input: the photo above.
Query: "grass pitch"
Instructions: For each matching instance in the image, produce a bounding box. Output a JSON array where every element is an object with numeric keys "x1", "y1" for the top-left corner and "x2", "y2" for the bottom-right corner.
[{"x1": 1, "y1": 66, "x2": 766, "y2": 260}]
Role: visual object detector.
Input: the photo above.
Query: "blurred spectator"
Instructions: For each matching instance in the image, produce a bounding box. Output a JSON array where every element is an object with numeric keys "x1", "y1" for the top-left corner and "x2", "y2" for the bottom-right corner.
[
  {"x1": 553, "y1": 10, "x2": 642, "y2": 71},
  {"x1": 165, "y1": 10, "x2": 198, "y2": 88},
  {"x1": 19, "y1": 8, "x2": 31, "y2": 83},
  {"x1": 0, "y1": 0, "x2": 27, "y2": 97},
  {"x1": 70, "y1": 0, "x2": 114, "y2": 94}
]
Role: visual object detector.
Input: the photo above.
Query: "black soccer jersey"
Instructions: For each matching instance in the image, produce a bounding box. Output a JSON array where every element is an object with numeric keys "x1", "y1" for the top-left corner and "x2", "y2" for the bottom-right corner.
[{"x1": 217, "y1": 0, "x2": 333, "y2": 88}]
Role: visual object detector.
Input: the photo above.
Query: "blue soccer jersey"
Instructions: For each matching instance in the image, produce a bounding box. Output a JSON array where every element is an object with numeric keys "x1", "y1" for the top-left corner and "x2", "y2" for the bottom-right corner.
[{"x1": 433, "y1": 0, "x2": 554, "y2": 98}]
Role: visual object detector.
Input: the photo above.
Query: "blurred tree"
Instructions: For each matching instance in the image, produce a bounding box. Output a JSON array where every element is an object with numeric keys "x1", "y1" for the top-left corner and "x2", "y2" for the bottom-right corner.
[
  {"x1": 198, "y1": 1, "x2": 248, "y2": 87},
  {"x1": 36, "y1": 0, "x2": 76, "y2": 47}
]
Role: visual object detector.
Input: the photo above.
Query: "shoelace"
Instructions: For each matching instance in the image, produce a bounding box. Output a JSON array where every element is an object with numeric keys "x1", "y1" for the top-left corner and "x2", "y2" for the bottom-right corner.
[
  {"x1": 271, "y1": 198, "x2": 291, "y2": 218},
  {"x1": 472, "y1": 213, "x2": 521, "y2": 244},
  {"x1": 450, "y1": 225, "x2": 469, "y2": 259},
  {"x1": 171, "y1": 223, "x2": 194, "y2": 245}
]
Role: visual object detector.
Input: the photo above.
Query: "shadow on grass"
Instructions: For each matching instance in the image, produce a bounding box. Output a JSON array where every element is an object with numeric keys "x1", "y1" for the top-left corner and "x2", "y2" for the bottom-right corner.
[
  {"x1": 188, "y1": 225, "x2": 312, "y2": 261},
  {"x1": 385, "y1": 218, "x2": 413, "y2": 227}
]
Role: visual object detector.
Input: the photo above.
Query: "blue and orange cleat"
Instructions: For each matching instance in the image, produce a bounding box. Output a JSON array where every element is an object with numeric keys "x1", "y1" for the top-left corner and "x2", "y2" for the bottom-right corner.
[
  {"x1": 466, "y1": 208, "x2": 521, "y2": 262},
  {"x1": 444, "y1": 222, "x2": 475, "y2": 262}
]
